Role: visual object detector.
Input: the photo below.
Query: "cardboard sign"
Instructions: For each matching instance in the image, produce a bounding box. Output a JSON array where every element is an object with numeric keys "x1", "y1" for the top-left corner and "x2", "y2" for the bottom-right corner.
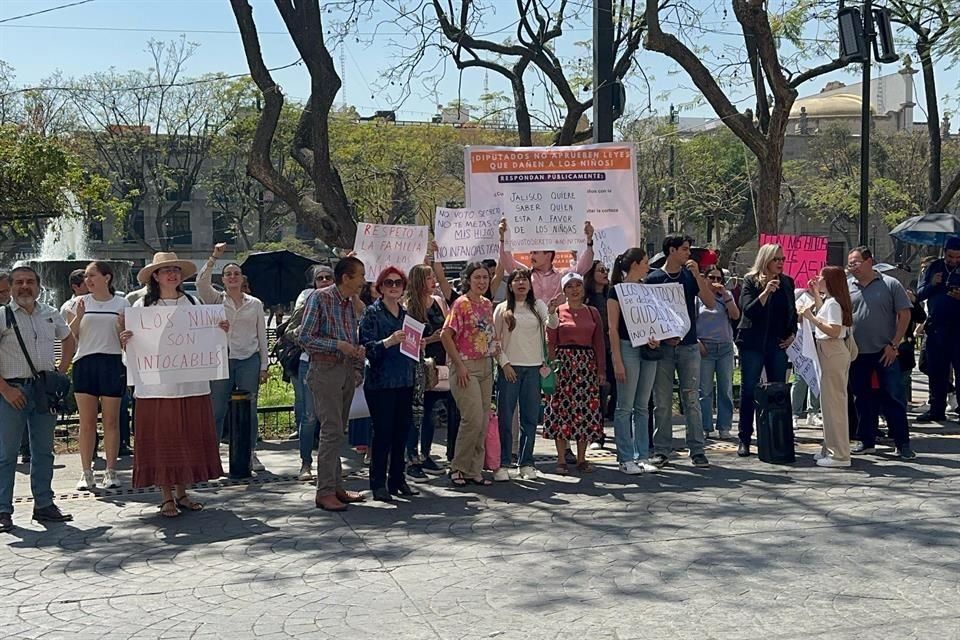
[
  {"x1": 614, "y1": 282, "x2": 691, "y2": 345},
  {"x1": 593, "y1": 225, "x2": 630, "y2": 269},
  {"x1": 354, "y1": 223, "x2": 429, "y2": 282},
  {"x1": 787, "y1": 318, "x2": 821, "y2": 397},
  {"x1": 465, "y1": 143, "x2": 640, "y2": 253},
  {"x1": 759, "y1": 233, "x2": 828, "y2": 289},
  {"x1": 400, "y1": 315, "x2": 425, "y2": 361},
  {"x1": 124, "y1": 305, "x2": 229, "y2": 386},
  {"x1": 434, "y1": 206, "x2": 501, "y2": 261}
]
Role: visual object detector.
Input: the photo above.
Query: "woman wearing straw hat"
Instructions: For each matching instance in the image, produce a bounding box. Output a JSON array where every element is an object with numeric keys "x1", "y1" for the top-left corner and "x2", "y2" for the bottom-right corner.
[{"x1": 119, "y1": 252, "x2": 226, "y2": 518}]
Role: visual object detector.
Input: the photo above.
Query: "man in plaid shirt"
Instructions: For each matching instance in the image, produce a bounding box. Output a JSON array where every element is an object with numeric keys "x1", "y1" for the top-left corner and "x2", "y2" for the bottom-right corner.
[{"x1": 299, "y1": 256, "x2": 368, "y2": 512}]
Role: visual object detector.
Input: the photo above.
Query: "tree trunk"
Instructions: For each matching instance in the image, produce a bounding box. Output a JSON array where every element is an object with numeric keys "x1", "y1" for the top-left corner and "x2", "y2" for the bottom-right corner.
[
  {"x1": 917, "y1": 38, "x2": 942, "y2": 206},
  {"x1": 754, "y1": 146, "x2": 782, "y2": 233}
]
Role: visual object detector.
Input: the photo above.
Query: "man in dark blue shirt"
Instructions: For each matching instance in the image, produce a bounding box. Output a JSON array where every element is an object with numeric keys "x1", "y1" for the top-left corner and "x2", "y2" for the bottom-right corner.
[
  {"x1": 916, "y1": 236, "x2": 960, "y2": 422},
  {"x1": 646, "y1": 234, "x2": 716, "y2": 468}
]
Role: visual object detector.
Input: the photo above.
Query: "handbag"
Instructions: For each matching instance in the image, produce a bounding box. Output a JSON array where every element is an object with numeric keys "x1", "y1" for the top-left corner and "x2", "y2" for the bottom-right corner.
[
  {"x1": 434, "y1": 365, "x2": 451, "y2": 392},
  {"x1": 3, "y1": 305, "x2": 72, "y2": 415},
  {"x1": 844, "y1": 325, "x2": 859, "y2": 361},
  {"x1": 423, "y1": 357, "x2": 439, "y2": 391},
  {"x1": 539, "y1": 331, "x2": 558, "y2": 395}
]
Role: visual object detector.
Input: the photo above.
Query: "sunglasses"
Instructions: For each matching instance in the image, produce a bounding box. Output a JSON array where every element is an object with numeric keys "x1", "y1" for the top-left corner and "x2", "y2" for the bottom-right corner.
[
  {"x1": 381, "y1": 278, "x2": 404, "y2": 288},
  {"x1": 771, "y1": 257, "x2": 786, "y2": 262},
  {"x1": 595, "y1": 267, "x2": 608, "y2": 273}
]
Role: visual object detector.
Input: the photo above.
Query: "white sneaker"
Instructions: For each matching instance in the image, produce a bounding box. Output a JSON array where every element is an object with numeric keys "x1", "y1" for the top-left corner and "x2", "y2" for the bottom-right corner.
[
  {"x1": 76, "y1": 470, "x2": 95, "y2": 492},
  {"x1": 588, "y1": 441, "x2": 604, "y2": 450},
  {"x1": 809, "y1": 414, "x2": 823, "y2": 427},
  {"x1": 619, "y1": 461, "x2": 643, "y2": 475},
  {"x1": 99, "y1": 470, "x2": 121, "y2": 489},
  {"x1": 493, "y1": 467, "x2": 510, "y2": 482},
  {"x1": 813, "y1": 449, "x2": 828, "y2": 461},
  {"x1": 816, "y1": 456, "x2": 851, "y2": 468},
  {"x1": 638, "y1": 461, "x2": 661, "y2": 473},
  {"x1": 250, "y1": 454, "x2": 266, "y2": 472},
  {"x1": 297, "y1": 464, "x2": 313, "y2": 481},
  {"x1": 519, "y1": 465, "x2": 538, "y2": 480}
]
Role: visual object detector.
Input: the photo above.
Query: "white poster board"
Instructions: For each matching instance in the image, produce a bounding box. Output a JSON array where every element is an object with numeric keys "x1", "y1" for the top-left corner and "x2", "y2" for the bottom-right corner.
[
  {"x1": 787, "y1": 318, "x2": 821, "y2": 398},
  {"x1": 593, "y1": 225, "x2": 630, "y2": 269},
  {"x1": 434, "y1": 206, "x2": 501, "y2": 262},
  {"x1": 614, "y1": 283, "x2": 691, "y2": 345},
  {"x1": 124, "y1": 305, "x2": 229, "y2": 386},
  {"x1": 353, "y1": 223, "x2": 429, "y2": 282},
  {"x1": 465, "y1": 143, "x2": 640, "y2": 252}
]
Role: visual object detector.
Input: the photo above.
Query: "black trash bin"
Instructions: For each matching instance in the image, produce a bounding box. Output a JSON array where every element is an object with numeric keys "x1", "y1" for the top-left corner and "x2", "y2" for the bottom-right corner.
[
  {"x1": 228, "y1": 390, "x2": 253, "y2": 479},
  {"x1": 756, "y1": 382, "x2": 795, "y2": 464}
]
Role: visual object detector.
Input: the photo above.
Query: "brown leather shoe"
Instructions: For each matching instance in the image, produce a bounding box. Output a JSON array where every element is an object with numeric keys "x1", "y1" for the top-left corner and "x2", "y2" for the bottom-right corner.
[
  {"x1": 336, "y1": 490, "x2": 366, "y2": 504},
  {"x1": 315, "y1": 495, "x2": 348, "y2": 512}
]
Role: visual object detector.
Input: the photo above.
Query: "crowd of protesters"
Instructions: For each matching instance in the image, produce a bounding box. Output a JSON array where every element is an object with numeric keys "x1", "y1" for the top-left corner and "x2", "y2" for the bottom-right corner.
[{"x1": 0, "y1": 230, "x2": 957, "y2": 530}]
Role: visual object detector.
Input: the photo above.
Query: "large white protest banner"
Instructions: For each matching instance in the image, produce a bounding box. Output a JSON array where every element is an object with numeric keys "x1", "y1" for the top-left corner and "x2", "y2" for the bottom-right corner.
[
  {"x1": 593, "y1": 225, "x2": 630, "y2": 269},
  {"x1": 614, "y1": 283, "x2": 691, "y2": 345},
  {"x1": 465, "y1": 143, "x2": 640, "y2": 253},
  {"x1": 124, "y1": 305, "x2": 228, "y2": 386},
  {"x1": 434, "y1": 206, "x2": 501, "y2": 262},
  {"x1": 787, "y1": 318, "x2": 821, "y2": 397},
  {"x1": 353, "y1": 223, "x2": 429, "y2": 282}
]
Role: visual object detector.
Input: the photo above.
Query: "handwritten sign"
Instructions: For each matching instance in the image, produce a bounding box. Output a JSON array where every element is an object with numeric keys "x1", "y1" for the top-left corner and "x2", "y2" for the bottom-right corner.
[
  {"x1": 401, "y1": 315, "x2": 425, "y2": 361},
  {"x1": 594, "y1": 225, "x2": 630, "y2": 269},
  {"x1": 465, "y1": 143, "x2": 640, "y2": 252},
  {"x1": 787, "y1": 318, "x2": 821, "y2": 398},
  {"x1": 434, "y1": 206, "x2": 501, "y2": 261},
  {"x1": 614, "y1": 283, "x2": 691, "y2": 345},
  {"x1": 124, "y1": 305, "x2": 228, "y2": 386},
  {"x1": 354, "y1": 223, "x2": 429, "y2": 282},
  {"x1": 759, "y1": 233, "x2": 827, "y2": 289}
]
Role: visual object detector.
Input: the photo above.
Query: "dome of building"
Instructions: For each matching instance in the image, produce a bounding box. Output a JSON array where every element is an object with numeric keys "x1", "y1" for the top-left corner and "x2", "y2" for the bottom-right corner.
[{"x1": 790, "y1": 93, "x2": 871, "y2": 118}]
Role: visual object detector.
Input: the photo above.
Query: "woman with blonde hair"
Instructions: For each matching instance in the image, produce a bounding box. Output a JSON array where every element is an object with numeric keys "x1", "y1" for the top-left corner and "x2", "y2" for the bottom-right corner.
[
  {"x1": 801, "y1": 266, "x2": 854, "y2": 467},
  {"x1": 735, "y1": 244, "x2": 797, "y2": 457}
]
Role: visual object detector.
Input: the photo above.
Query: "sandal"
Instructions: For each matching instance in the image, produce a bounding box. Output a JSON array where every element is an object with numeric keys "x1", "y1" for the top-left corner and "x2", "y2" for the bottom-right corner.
[
  {"x1": 468, "y1": 477, "x2": 493, "y2": 486},
  {"x1": 450, "y1": 471, "x2": 468, "y2": 488},
  {"x1": 576, "y1": 461, "x2": 594, "y2": 473},
  {"x1": 159, "y1": 499, "x2": 180, "y2": 518},
  {"x1": 175, "y1": 495, "x2": 204, "y2": 512},
  {"x1": 555, "y1": 464, "x2": 569, "y2": 475}
]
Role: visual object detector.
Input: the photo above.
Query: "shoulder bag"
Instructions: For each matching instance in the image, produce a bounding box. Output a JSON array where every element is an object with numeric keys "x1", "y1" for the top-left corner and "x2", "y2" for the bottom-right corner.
[{"x1": 4, "y1": 305, "x2": 72, "y2": 415}]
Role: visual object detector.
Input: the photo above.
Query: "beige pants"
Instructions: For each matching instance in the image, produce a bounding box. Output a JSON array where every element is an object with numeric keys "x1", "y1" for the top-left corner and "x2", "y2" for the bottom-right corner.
[
  {"x1": 450, "y1": 358, "x2": 494, "y2": 478},
  {"x1": 816, "y1": 338, "x2": 851, "y2": 461},
  {"x1": 308, "y1": 360, "x2": 356, "y2": 497}
]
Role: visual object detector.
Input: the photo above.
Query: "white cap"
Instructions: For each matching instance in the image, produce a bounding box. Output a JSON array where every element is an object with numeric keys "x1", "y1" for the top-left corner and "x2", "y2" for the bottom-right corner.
[{"x1": 561, "y1": 272, "x2": 584, "y2": 290}]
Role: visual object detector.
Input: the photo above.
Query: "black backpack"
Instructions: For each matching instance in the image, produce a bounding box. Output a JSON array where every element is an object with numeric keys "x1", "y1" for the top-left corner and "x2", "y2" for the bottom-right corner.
[{"x1": 272, "y1": 307, "x2": 305, "y2": 382}]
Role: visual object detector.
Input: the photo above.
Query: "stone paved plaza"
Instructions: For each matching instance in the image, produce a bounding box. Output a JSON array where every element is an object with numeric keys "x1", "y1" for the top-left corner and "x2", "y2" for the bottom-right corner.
[{"x1": 4, "y1": 381, "x2": 960, "y2": 639}]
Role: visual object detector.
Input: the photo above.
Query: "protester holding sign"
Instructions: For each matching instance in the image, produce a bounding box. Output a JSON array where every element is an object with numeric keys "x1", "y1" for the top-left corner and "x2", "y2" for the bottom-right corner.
[
  {"x1": 696, "y1": 266, "x2": 740, "y2": 440},
  {"x1": 735, "y1": 244, "x2": 797, "y2": 457},
  {"x1": 646, "y1": 235, "x2": 716, "y2": 469},
  {"x1": 801, "y1": 267, "x2": 854, "y2": 468},
  {"x1": 441, "y1": 263, "x2": 497, "y2": 488},
  {"x1": 120, "y1": 253, "x2": 225, "y2": 518},
  {"x1": 543, "y1": 273, "x2": 606, "y2": 474},
  {"x1": 63, "y1": 262, "x2": 129, "y2": 492},
  {"x1": 498, "y1": 217, "x2": 595, "y2": 303},
  {"x1": 359, "y1": 267, "x2": 420, "y2": 502},
  {"x1": 199, "y1": 243, "x2": 270, "y2": 472},
  {"x1": 608, "y1": 248, "x2": 661, "y2": 476},
  {"x1": 493, "y1": 268, "x2": 559, "y2": 481}
]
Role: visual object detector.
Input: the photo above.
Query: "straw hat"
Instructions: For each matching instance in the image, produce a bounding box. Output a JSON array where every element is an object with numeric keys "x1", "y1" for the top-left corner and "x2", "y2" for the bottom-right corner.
[{"x1": 137, "y1": 252, "x2": 197, "y2": 285}]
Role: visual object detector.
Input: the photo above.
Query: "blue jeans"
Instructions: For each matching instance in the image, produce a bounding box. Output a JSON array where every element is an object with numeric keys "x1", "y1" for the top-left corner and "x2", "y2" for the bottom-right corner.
[
  {"x1": 296, "y1": 360, "x2": 318, "y2": 465},
  {"x1": 210, "y1": 352, "x2": 262, "y2": 450},
  {"x1": 925, "y1": 330, "x2": 960, "y2": 417},
  {"x1": 737, "y1": 342, "x2": 789, "y2": 444},
  {"x1": 849, "y1": 352, "x2": 910, "y2": 448},
  {"x1": 613, "y1": 339, "x2": 657, "y2": 463},
  {"x1": 292, "y1": 358, "x2": 309, "y2": 436},
  {"x1": 699, "y1": 341, "x2": 735, "y2": 434},
  {"x1": 0, "y1": 380, "x2": 56, "y2": 514},
  {"x1": 653, "y1": 343, "x2": 705, "y2": 457},
  {"x1": 496, "y1": 365, "x2": 541, "y2": 468}
]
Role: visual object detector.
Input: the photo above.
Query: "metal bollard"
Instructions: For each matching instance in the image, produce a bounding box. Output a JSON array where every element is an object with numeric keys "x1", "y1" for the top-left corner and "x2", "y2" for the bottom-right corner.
[{"x1": 228, "y1": 390, "x2": 253, "y2": 479}]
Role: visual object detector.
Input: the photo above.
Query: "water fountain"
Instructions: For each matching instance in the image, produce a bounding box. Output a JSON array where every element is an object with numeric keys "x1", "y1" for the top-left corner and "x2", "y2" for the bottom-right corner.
[{"x1": 15, "y1": 216, "x2": 133, "y2": 308}]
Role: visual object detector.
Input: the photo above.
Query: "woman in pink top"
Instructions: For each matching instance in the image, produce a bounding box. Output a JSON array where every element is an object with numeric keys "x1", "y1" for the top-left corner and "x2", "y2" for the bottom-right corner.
[
  {"x1": 543, "y1": 273, "x2": 606, "y2": 474},
  {"x1": 441, "y1": 262, "x2": 497, "y2": 487}
]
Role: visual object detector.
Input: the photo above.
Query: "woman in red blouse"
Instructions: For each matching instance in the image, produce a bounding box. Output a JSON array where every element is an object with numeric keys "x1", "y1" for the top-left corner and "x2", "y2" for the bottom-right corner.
[{"x1": 543, "y1": 273, "x2": 606, "y2": 474}]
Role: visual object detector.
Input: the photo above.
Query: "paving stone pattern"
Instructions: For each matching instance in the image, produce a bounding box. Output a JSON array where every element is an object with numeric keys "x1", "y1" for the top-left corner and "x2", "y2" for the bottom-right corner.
[{"x1": 3, "y1": 381, "x2": 960, "y2": 639}]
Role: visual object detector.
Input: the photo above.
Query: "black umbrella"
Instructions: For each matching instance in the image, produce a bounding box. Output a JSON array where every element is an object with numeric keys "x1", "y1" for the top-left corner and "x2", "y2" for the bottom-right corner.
[{"x1": 241, "y1": 250, "x2": 320, "y2": 307}]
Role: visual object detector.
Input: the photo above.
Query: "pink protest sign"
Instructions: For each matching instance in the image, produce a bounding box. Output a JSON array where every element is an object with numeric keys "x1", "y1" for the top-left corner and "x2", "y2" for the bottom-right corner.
[{"x1": 758, "y1": 234, "x2": 828, "y2": 288}]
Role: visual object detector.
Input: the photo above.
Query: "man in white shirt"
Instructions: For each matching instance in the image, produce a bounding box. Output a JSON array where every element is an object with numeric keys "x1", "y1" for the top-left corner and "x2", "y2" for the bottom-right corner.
[
  {"x1": 0, "y1": 266, "x2": 76, "y2": 532},
  {"x1": 59, "y1": 269, "x2": 88, "y2": 320}
]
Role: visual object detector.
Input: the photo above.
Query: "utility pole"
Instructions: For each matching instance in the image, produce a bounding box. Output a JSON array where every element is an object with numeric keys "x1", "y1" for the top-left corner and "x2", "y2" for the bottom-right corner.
[
  {"x1": 668, "y1": 104, "x2": 677, "y2": 232},
  {"x1": 858, "y1": 0, "x2": 873, "y2": 248},
  {"x1": 593, "y1": 0, "x2": 614, "y2": 143}
]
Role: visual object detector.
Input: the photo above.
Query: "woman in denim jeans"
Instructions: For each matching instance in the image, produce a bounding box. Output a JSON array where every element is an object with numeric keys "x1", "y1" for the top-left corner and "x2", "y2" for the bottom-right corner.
[
  {"x1": 493, "y1": 268, "x2": 559, "y2": 481},
  {"x1": 607, "y1": 248, "x2": 662, "y2": 476},
  {"x1": 695, "y1": 267, "x2": 740, "y2": 439}
]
